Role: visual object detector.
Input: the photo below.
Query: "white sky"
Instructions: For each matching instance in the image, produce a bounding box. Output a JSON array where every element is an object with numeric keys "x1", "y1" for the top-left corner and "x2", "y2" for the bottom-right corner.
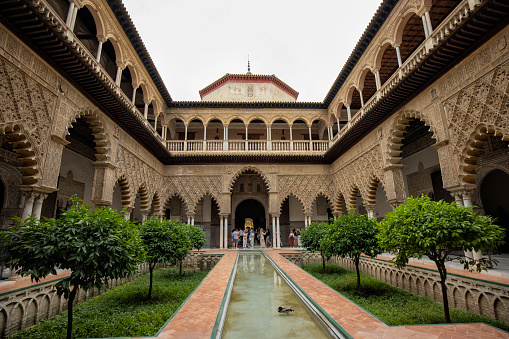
[{"x1": 121, "y1": 0, "x2": 383, "y2": 103}]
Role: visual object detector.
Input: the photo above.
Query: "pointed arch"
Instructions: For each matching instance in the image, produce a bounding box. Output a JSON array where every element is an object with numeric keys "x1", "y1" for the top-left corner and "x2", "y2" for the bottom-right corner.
[
  {"x1": 228, "y1": 167, "x2": 270, "y2": 192},
  {"x1": 335, "y1": 192, "x2": 347, "y2": 216},
  {"x1": 151, "y1": 192, "x2": 161, "y2": 216},
  {"x1": 163, "y1": 192, "x2": 189, "y2": 220},
  {"x1": 279, "y1": 193, "x2": 305, "y2": 215},
  {"x1": 115, "y1": 175, "x2": 131, "y2": 208},
  {"x1": 80, "y1": 2, "x2": 105, "y2": 36},
  {"x1": 191, "y1": 192, "x2": 220, "y2": 214},
  {"x1": 0, "y1": 124, "x2": 41, "y2": 186},
  {"x1": 460, "y1": 124, "x2": 509, "y2": 184},
  {"x1": 66, "y1": 108, "x2": 110, "y2": 162},
  {"x1": 386, "y1": 110, "x2": 437, "y2": 165},
  {"x1": 135, "y1": 184, "x2": 149, "y2": 212},
  {"x1": 367, "y1": 176, "x2": 382, "y2": 206}
]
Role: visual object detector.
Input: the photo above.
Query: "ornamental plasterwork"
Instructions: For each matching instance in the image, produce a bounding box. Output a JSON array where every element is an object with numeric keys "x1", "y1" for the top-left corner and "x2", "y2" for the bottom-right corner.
[
  {"x1": 114, "y1": 146, "x2": 161, "y2": 207},
  {"x1": 277, "y1": 175, "x2": 333, "y2": 215},
  {"x1": 161, "y1": 176, "x2": 222, "y2": 215}
]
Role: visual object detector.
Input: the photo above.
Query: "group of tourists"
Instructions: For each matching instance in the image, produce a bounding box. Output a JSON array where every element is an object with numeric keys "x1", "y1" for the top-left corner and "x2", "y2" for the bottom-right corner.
[
  {"x1": 230, "y1": 227, "x2": 272, "y2": 249},
  {"x1": 289, "y1": 228, "x2": 302, "y2": 248}
]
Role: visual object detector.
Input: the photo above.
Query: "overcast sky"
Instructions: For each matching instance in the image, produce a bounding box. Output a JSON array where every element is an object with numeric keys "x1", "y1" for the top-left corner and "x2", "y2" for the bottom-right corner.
[{"x1": 121, "y1": 0, "x2": 383, "y2": 102}]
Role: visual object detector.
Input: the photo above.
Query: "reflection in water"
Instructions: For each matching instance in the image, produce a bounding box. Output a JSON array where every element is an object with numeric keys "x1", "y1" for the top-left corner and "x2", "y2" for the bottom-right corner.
[{"x1": 222, "y1": 252, "x2": 331, "y2": 339}]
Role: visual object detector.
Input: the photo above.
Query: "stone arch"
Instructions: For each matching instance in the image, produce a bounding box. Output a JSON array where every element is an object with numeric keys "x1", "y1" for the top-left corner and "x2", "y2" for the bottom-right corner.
[
  {"x1": 190, "y1": 192, "x2": 220, "y2": 215},
  {"x1": 0, "y1": 307, "x2": 6, "y2": 336},
  {"x1": 7, "y1": 302, "x2": 24, "y2": 332},
  {"x1": 150, "y1": 192, "x2": 161, "y2": 216},
  {"x1": 204, "y1": 116, "x2": 227, "y2": 126},
  {"x1": 103, "y1": 34, "x2": 123, "y2": 63},
  {"x1": 460, "y1": 124, "x2": 509, "y2": 184},
  {"x1": 226, "y1": 116, "x2": 248, "y2": 125},
  {"x1": 309, "y1": 192, "x2": 333, "y2": 217},
  {"x1": 345, "y1": 85, "x2": 358, "y2": 107},
  {"x1": 374, "y1": 40, "x2": 394, "y2": 70},
  {"x1": 228, "y1": 167, "x2": 270, "y2": 192},
  {"x1": 357, "y1": 66, "x2": 373, "y2": 91},
  {"x1": 247, "y1": 116, "x2": 269, "y2": 125},
  {"x1": 0, "y1": 124, "x2": 41, "y2": 186},
  {"x1": 66, "y1": 108, "x2": 110, "y2": 162},
  {"x1": 494, "y1": 297, "x2": 508, "y2": 321},
  {"x1": 37, "y1": 294, "x2": 51, "y2": 322},
  {"x1": 478, "y1": 293, "x2": 492, "y2": 317},
  {"x1": 164, "y1": 193, "x2": 189, "y2": 217},
  {"x1": 115, "y1": 175, "x2": 131, "y2": 208},
  {"x1": 465, "y1": 290, "x2": 476, "y2": 311},
  {"x1": 269, "y1": 116, "x2": 292, "y2": 126},
  {"x1": 366, "y1": 176, "x2": 382, "y2": 206},
  {"x1": 24, "y1": 298, "x2": 38, "y2": 328},
  {"x1": 386, "y1": 110, "x2": 437, "y2": 165},
  {"x1": 290, "y1": 117, "x2": 312, "y2": 127},
  {"x1": 348, "y1": 186, "x2": 364, "y2": 211},
  {"x1": 335, "y1": 193, "x2": 347, "y2": 216},
  {"x1": 279, "y1": 193, "x2": 305, "y2": 216},
  {"x1": 393, "y1": 7, "x2": 420, "y2": 45},
  {"x1": 77, "y1": 2, "x2": 105, "y2": 39},
  {"x1": 124, "y1": 62, "x2": 139, "y2": 88},
  {"x1": 135, "y1": 184, "x2": 149, "y2": 212}
]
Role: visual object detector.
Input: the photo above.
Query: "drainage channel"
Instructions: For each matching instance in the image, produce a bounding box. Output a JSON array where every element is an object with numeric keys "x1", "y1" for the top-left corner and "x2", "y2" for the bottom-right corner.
[{"x1": 214, "y1": 251, "x2": 349, "y2": 339}]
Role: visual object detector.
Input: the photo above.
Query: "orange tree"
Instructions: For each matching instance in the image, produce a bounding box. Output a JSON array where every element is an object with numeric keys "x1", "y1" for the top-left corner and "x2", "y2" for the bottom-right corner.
[
  {"x1": 322, "y1": 212, "x2": 380, "y2": 290},
  {"x1": 377, "y1": 195, "x2": 504, "y2": 323},
  {"x1": 3, "y1": 200, "x2": 144, "y2": 339},
  {"x1": 300, "y1": 222, "x2": 331, "y2": 272}
]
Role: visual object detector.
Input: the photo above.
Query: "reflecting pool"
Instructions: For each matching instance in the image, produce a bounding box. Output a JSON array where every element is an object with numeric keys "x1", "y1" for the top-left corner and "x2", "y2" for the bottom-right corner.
[{"x1": 221, "y1": 252, "x2": 333, "y2": 338}]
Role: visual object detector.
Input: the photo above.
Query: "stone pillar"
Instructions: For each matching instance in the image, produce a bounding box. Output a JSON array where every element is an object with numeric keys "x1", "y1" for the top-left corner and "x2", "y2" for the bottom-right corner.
[
  {"x1": 422, "y1": 15, "x2": 430, "y2": 38},
  {"x1": 425, "y1": 11, "x2": 433, "y2": 35},
  {"x1": 219, "y1": 215, "x2": 224, "y2": 249},
  {"x1": 276, "y1": 217, "x2": 281, "y2": 249},
  {"x1": 272, "y1": 215, "x2": 276, "y2": 248},
  {"x1": 359, "y1": 90, "x2": 364, "y2": 107},
  {"x1": 66, "y1": 1, "x2": 76, "y2": 27},
  {"x1": 123, "y1": 207, "x2": 132, "y2": 221},
  {"x1": 346, "y1": 105, "x2": 351, "y2": 121},
  {"x1": 336, "y1": 118, "x2": 340, "y2": 133},
  {"x1": 91, "y1": 162, "x2": 117, "y2": 208},
  {"x1": 365, "y1": 205, "x2": 375, "y2": 219},
  {"x1": 395, "y1": 44, "x2": 402, "y2": 67},
  {"x1": 32, "y1": 194, "x2": 48, "y2": 220},
  {"x1": 224, "y1": 215, "x2": 229, "y2": 249},
  {"x1": 154, "y1": 115, "x2": 158, "y2": 131},
  {"x1": 96, "y1": 38, "x2": 105, "y2": 63},
  {"x1": 141, "y1": 212, "x2": 149, "y2": 223},
  {"x1": 115, "y1": 64, "x2": 123, "y2": 86},
  {"x1": 373, "y1": 69, "x2": 381, "y2": 90},
  {"x1": 144, "y1": 102, "x2": 149, "y2": 119},
  {"x1": 21, "y1": 192, "x2": 35, "y2": 221},
  {"x1": 131, "y1": 86, "x2": 138, "y2": 104},
  {"x1": 383, "y1": 164, "x2": 406, "y2": 207}
]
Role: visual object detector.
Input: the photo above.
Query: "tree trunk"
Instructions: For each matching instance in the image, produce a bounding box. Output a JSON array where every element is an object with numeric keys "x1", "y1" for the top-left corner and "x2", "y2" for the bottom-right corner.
[
  {"x1": 322, "y1": 256, "x2": 326, "y2": 273},
  {"x1": 355, "y1": 256, "x2": 361, "y2": 291},
  {"x1": 436, "y1": 260, "x2": 451, "y2": 323},
  {"x1": 148, "y1": 264, "x2": 154, "y2": 300},
  {"x1": 66, "y1": 287, "x2": 77, "y2": 339},
  {"x1": 179, "y1": 262, "x2": 182, "y2": 277}
]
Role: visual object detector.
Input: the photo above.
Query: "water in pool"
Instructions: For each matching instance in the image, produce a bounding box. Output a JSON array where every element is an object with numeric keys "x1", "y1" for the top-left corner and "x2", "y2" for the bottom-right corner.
[{"x1": 221, "y1": 252, "x2": 332, "y2": 338}]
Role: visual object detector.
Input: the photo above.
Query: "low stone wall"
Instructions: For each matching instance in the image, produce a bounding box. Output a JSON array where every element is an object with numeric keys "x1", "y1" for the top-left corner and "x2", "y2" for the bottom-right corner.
[
  {"x1": 0, "y1": 252, "x2": 221, "y2": 338},
  {"x1": 282, "y1": 252, "x2": 509, "y2": 325}
]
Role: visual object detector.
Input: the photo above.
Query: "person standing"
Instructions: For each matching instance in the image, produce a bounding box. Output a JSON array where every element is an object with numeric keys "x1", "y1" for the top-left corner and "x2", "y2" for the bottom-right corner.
[
  {"x1": 265, "y1": 228, "x2": 271, "y2": 248},
  {"x1": 243, "y1": 230, "x2": 248, "y2": 249},
  {"x1": 260, "y1": 229, "x2": 266, "y2": 249},
  {"x1": 296, "y1": 228, "x2": 302, "y2": 248},
  {"x1": 232, "y1": 229, "x2": 239, "y2": 249},
  {"x1": 239, "y1": 228, "x2": 244, "y2": 248},
  {"x1": 249, "y1": 229, "x2": 255, "y2": 248},
  {"x1": 289, "y1": 229, "x2": 295, "y2": 248}
]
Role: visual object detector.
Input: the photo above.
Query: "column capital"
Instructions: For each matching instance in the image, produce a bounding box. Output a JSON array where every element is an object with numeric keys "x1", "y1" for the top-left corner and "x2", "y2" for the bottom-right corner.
[
  {"x1": 271, "y1": 213, "x2": 280, "y2": 218},
  {"x1": 432, "y1": 139, "x2": 449, "y2": 149}
]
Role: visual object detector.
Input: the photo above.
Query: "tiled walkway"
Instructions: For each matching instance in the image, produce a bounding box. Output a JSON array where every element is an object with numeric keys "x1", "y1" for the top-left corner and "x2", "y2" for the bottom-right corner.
[{"x1": 2, "y1": 249, "x2": 509, "y2": 338}]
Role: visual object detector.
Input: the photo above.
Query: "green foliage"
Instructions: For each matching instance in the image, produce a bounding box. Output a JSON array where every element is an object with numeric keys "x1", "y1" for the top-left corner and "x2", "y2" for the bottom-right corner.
[
  {"x1": 324, "y1": 213, "x2": 381, "y2": 261},
  {"x1": 164, "y1": 220, "x2": 192, "y2": 267},
  {"x1": 5, "y1": 202, "x2": 145, "y2": 297},
  {"x1": 185, "y1": 223, "x2": 206, "y2": 251},
  {"x1": 323, "y1": 212, "x2": 381, "y2": 289},
  {"x1": 300, "y1": 222, "x2": 329, "y2": 255},
  {"x1": 377, "y1": 195, "x2": 505, "y2": 323},
  {"x1": 301, "y1": 222, "x2": 331, "y2": 272},
  {"x1": 377, "y1": 195, "x2": 504, "y2": 271},
  {"x1": 3, "y1": 199, "x2": 145, "y2": 338},
  {"x1": 140, "y1": 217, "x2": 176, "y2": 267},
  {"x1": 10, "y1": 268, "x2": 208, "y2": 339},
  {"x1": 304, "y1": 263, "x2": 509, "y2": 331}
]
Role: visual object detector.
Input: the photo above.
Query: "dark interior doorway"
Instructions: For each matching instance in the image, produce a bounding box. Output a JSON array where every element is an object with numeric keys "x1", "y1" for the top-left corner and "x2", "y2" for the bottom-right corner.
[
  {"x1": 481, "y1": 169, "x2": 509, "y2": 252},
  {"x1": 235, "y1": 199, "x2": 265, "y2": 230}
]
